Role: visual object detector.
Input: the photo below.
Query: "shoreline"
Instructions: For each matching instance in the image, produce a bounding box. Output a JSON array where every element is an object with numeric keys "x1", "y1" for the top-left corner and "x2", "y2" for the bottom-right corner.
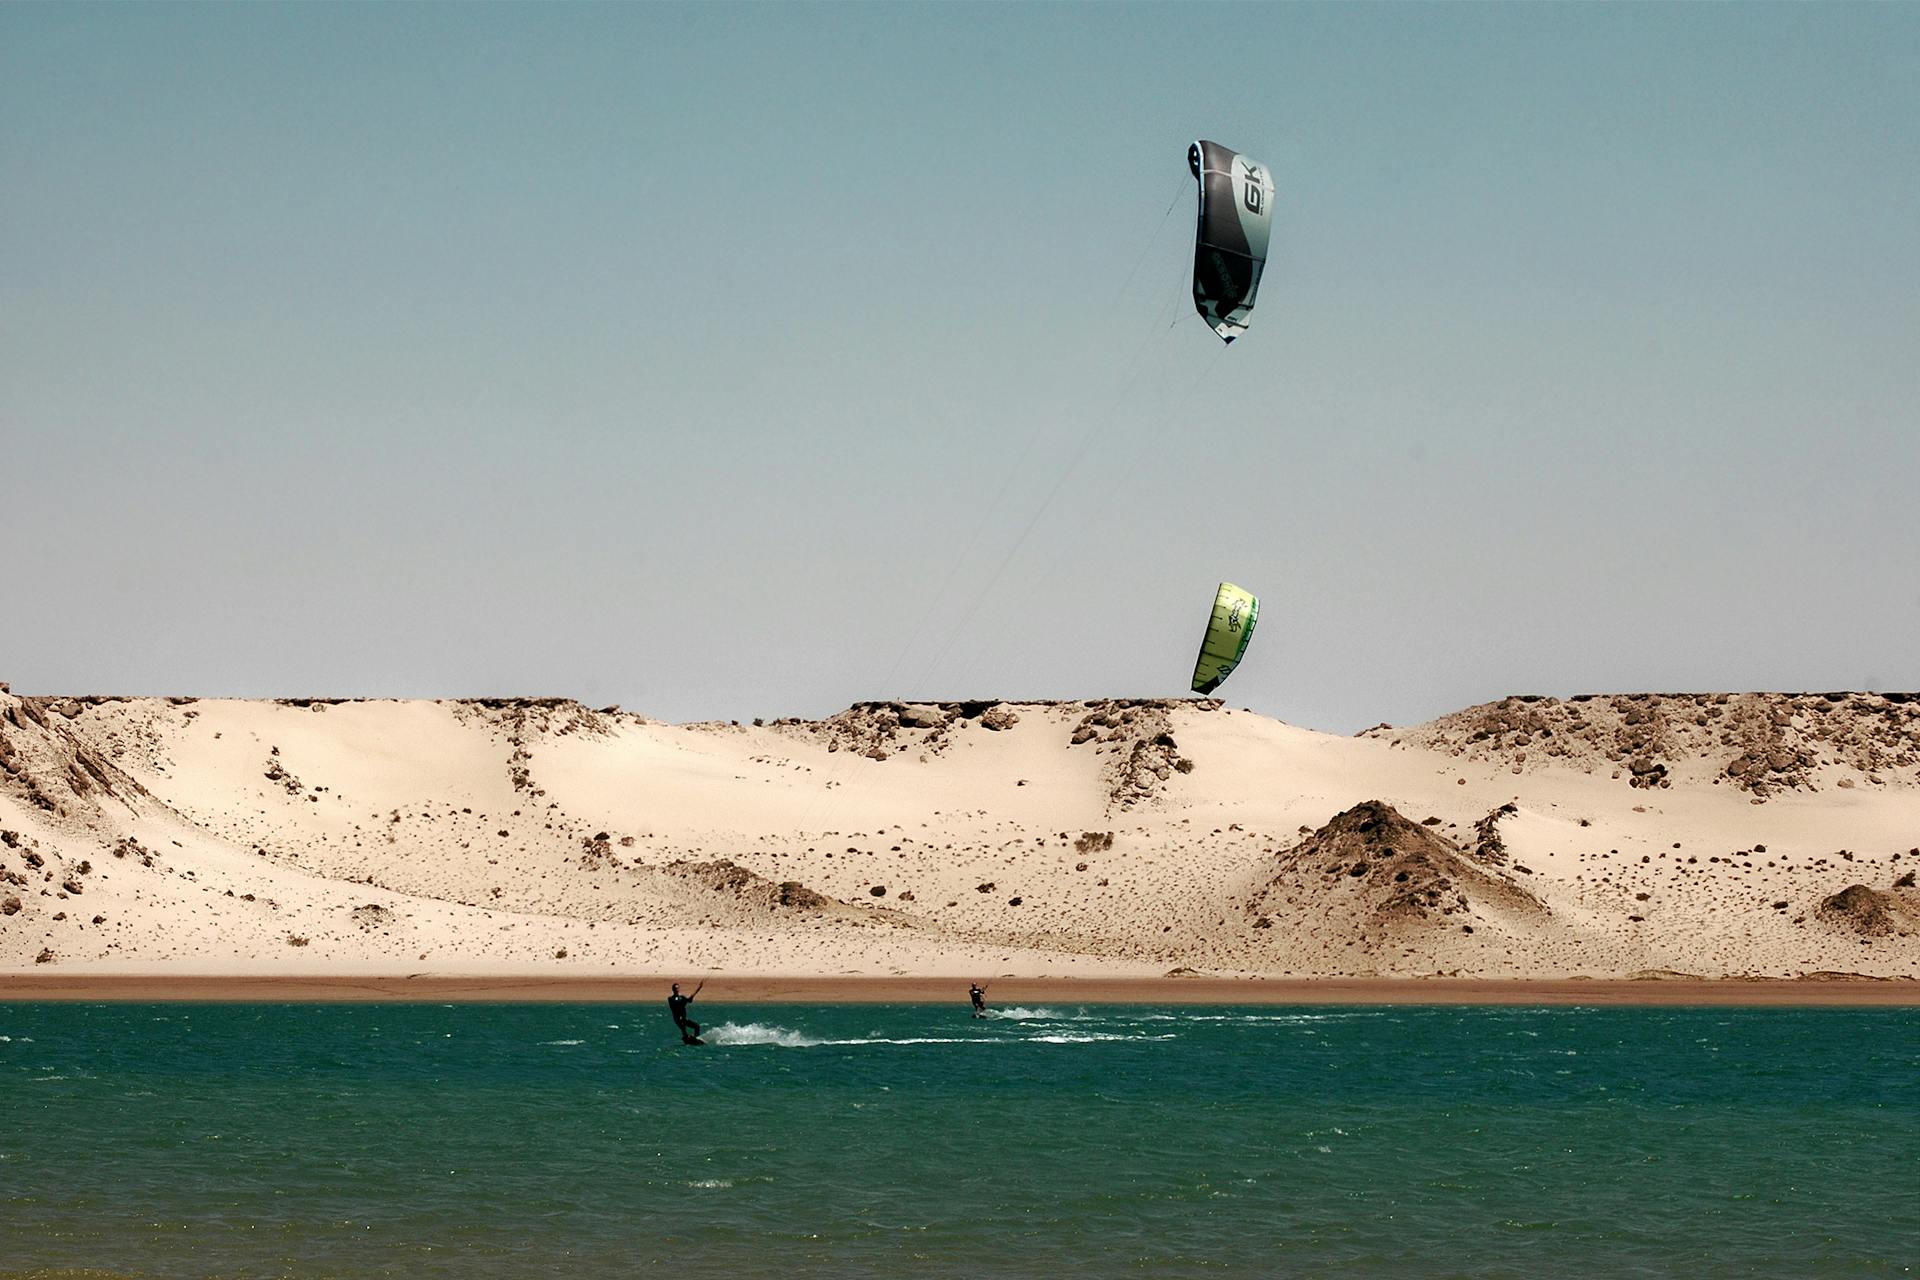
[{"x1": 3, "y1": 974, "x2": 1917, "y2": 1005}]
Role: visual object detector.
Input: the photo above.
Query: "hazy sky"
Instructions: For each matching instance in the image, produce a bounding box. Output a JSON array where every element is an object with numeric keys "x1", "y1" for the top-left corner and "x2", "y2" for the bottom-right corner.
[{"x1": 5, "y1": 3, "x2": 1917, "y2": 732}]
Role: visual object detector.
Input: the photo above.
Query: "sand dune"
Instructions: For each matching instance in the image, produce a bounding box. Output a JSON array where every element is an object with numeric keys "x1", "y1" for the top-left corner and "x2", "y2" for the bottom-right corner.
[{"x1": 2, "y1": 683, "x2": 1916, "y2": 979}]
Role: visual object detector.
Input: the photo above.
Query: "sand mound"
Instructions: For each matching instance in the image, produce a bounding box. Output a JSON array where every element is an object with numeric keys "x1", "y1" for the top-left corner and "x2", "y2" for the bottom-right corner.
[
  {"x1": 1248, "y1": 800, "x2": 1546, "y2": 933},
  {"x1": 351, "y1": 903, "x2": 396, "y2": 930},
  {"x1": 1816, "y1": 885, "x2": 1919, "y2": 938},
  {"x1": 1370, "y1": 692, "x2": 1920, "y2": 798}
]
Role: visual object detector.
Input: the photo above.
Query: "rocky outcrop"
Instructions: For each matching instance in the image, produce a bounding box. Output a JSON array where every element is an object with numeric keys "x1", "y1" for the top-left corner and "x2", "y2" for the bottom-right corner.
[
  {"x1": 1368, "y1": 693, "x2": 1920, "y2": 799},
  {"x1": 0, "y1": 690, "x2": 159, "y2": 823},
  {"x1": 1470, "y1": 803, "x2": 1518, "y2": 867},
  {"x1": 443, "y1": 699, "x2": 625, "y2": 798},
  {"x1": 1065, "y1": 700, "x2": 1195, "y2": 809},
  {"x1": 978, "y1": 705, "x2": 1019, "y2": 732},
  {"x1": 788, "y1": 699, "x2": 1039, "y2": 758},
  {"x1": 660, "y1": 858, "x2": 838, "y2": 914}
]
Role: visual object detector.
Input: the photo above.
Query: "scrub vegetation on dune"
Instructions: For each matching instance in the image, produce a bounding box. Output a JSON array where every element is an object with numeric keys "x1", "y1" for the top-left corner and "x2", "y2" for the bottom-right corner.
[{"x1": 1, "y1": 682, "x2": 1916, "y2": 980}]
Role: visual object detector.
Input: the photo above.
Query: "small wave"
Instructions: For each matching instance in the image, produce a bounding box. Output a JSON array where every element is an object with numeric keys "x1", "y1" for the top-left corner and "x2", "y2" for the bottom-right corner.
[
  {"x1": 705, "y1": 1022, "x2": 825, "y2": 1048},
  {"x1": 1030, "y1": 1032, "x2": 1177, "y2": 1044},
  {"x1": 540, "y1": 1039, "x2": 586, "y2": 1046},
  {"x1": 688, "y1": 1179, "x2": 733, "y2": 1189},
  {"x1": 1242, "y1": 1013, "x2": 1380, "y2": 1024},
  {"x1": 1185, "y1": 1012, "x2": 1378, "y2": 1025},
  {"x1": 704, "y1": 1023, "x2": 1176, "y2": 1049},
  {"x1": 983, "y1": 1006, "x2": 1064, "y2": 1020},
  {"x1": 705, "y1": 1025, "x2": 970, "y2": 1048}
]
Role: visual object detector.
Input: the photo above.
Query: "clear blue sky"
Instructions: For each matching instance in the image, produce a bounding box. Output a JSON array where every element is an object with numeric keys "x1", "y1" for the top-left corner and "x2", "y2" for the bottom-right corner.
[{"x1": 5, "y1": 3, "x2": 1916, "y2": 731}]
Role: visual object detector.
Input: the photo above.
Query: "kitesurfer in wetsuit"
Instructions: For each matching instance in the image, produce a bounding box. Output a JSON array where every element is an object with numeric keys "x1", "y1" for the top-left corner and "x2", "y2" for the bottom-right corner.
[
  {"x1": 668, "y1": 981, "x2": 704, "y2": 1043},
  {"x1": 969, "y1": 983, "x2": 987, "y2": 1018}
]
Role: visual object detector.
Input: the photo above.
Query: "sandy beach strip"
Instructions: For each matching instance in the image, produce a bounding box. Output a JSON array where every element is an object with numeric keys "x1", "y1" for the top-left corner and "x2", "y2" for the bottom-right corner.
[{"x1": 3, "y1": 974, "x2": 1917, "y2": 1005}]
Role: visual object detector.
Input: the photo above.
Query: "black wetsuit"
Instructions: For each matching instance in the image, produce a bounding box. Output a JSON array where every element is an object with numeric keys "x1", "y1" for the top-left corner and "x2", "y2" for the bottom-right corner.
[
  {"x1": 969, "y1": 987, "x2": 986, "y2": 1017},
  {"x1": 668, "y1": 993, "x2": 700, "y2": 1041}
]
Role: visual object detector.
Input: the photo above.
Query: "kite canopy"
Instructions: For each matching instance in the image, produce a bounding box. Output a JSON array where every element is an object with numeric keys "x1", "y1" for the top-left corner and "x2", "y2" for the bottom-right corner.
[
  {"x1": 1191, "y1": 582, "x2": 1260, "y2": 695},
  {"x1": 1188, "y1": 140, "x2": 1275, "y2": 343}
]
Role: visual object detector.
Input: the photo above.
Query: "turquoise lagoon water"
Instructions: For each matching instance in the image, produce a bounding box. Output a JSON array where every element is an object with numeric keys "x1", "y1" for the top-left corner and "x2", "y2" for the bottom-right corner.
[{"x1": 1, "y1": 1003, "x2": 1914, "y2": 1278}]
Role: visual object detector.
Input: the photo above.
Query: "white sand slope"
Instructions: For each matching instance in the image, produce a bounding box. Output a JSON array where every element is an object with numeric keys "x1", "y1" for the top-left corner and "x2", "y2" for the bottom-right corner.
[{"x1": 2, "y1": 686, "x2": 1916, "y2": 978}]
